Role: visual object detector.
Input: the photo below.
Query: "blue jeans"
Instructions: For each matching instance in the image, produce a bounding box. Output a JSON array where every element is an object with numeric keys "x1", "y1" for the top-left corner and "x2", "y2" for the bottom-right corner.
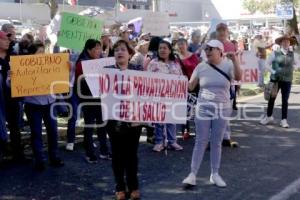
[
  {"x1": 66, "y1": 91, "x2": 79, "y2": 143},
  {"x1": 82, "y1": 104, "x2": 109, "y2": 156},
  {"x1": 154, "y1": 123, "x2": 177, "y2": 145},
  {"x1": 25, "y1": 103, "x2": 59, "y2": 162}
]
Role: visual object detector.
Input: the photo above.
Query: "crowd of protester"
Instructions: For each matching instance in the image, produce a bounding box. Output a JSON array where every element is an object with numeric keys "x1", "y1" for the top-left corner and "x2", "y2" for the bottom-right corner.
[{"x1": 0, "y1": 21, "x2": 298, "y2": 200}]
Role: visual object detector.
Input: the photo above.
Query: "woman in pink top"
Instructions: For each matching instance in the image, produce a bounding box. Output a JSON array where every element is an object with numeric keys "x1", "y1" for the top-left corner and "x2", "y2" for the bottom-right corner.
[
  {"x1": 147, "y1": 40, "x2": 184, "y2": 152},
  {"x1": 176, "y1": 38, "x2": 200, "y2": 139}
]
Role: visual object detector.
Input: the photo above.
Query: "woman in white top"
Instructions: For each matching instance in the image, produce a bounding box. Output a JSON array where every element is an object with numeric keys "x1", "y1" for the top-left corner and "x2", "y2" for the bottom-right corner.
[{"x1": 182, "y1": 40, "x2": 242, "y2": 188}]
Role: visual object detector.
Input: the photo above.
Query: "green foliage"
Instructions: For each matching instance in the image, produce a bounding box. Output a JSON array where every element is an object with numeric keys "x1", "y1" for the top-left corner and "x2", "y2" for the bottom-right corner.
[{"x1": 242, "y1": 0, "x2": 299, "y2": 14}]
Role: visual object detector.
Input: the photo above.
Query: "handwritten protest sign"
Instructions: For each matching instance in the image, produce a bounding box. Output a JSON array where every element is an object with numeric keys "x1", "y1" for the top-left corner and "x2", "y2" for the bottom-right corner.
[
  {"x1": 10, "y1": 53, "x2": 70, "y2": 97},
  {"x1": 142, "y1": 12, "x2": 170, "y2": 36},
  {"x1": 58, "y1": 12, "x2": 104, "y2": 51},
  {"x1": 82, "y1": 67, "x2": 188, "y2": 124}
]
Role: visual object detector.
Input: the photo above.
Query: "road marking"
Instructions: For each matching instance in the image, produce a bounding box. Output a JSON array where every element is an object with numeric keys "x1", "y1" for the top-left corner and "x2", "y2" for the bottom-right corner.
[{"x1": 269, "y1": 177, "x2": 300, "y2": 200}]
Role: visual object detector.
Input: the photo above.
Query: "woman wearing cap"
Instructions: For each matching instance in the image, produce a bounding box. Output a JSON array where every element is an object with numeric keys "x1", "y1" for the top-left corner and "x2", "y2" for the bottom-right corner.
[
  {"x1": 216, "y1": 22, "x2": 240, "y2": 148},
  {"x1": 147, "y1": 40, "x2": 184, "y2": 152},
  {"x1": 105, "y1": 40, "x2": 143, "y2": 200},
  {"x1": 176, "y1": 38, "x2": 200, "y2": 139},
  {"x1": 182, "y1": 40, "x2": 241, "y2": 187},
  {"x1": 260, "y1": 35, "x2": 296, "y2": 128}
]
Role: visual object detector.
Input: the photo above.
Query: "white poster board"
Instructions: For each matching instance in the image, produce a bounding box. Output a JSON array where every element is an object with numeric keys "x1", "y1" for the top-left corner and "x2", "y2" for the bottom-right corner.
[
  {"x1": 81, "y1": 57, "x2": 116, "y2": 97},
  {"x1": 233, "y1": 50, "x2": 259, "y2": 84},
  {"x1": 142, "y1": 12, "x2": 170, "y2": 36}
]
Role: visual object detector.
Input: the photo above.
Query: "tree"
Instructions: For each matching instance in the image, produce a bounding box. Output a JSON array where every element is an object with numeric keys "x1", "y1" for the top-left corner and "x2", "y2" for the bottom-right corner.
[{"x1": 242, "y1": 0, "x2": 299, "y2": 34}]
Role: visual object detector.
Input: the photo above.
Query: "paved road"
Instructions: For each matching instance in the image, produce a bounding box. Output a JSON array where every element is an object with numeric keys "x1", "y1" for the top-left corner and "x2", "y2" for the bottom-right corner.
[{"x1": 0, "y1": 86, "x2": 300, "y2": 200}]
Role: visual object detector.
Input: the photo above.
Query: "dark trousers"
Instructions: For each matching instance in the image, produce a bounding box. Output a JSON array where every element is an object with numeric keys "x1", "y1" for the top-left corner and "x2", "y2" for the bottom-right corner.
[
  {"x1": 82, "y1": 104, "x2": 109, "y2": 156},
  {"x1": 66, "y1": 92, "x2": 79, "y2": 143},
  {"x1": 25, "y1": 103, "x2": 59, "y2": 163},
  {"x1": 107, "y1": 121, "x2": 141, "y2": 192},
  {"x1": 267, "y1": 81, "x2": 292, "y2": 119},
  {"x1": 6, "y1": 98, "x2": 23, "y2": 158},
  {"x1": 0, "y1": 76, "x2": 7, "y2": 142}
]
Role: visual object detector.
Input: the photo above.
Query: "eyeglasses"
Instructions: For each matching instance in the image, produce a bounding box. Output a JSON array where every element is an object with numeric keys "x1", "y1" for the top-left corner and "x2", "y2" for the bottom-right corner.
[
  {"x1": 204, "y1": 46, "x2": 217, "y2": 52},
  {"x1": 6, "y1": 33, "x2": 12, "y2": 38}
]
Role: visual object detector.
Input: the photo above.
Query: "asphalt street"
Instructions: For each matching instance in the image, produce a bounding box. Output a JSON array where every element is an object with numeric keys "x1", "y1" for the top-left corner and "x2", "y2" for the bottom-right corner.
[{"x1": 0, "y1": 86, "x2": 300, "y2": 200}]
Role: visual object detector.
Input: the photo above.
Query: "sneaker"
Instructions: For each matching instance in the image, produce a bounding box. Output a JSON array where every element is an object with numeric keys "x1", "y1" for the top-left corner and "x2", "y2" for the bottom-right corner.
[
  {"x1": 152, "y1": 144, "x2": 165, "y2": 152},
  {"x1": 222, "y1": 139, "x2": 239, "y2": 148},
  {"x1": 115, "y1": 191, "x2": 126, "y2": 200},
  {"x1": 130, "y1": 190, "x2": 141, "y2": 200},
  {"x1": 65, "y1": 143, "x2": 74, "y2": 151},
  {"x1": 280, "y1": 119, "x2": 289, "y2": 128},
  {"x1": 182, "y1": 173, "x2": 196, "y2": 186},
  {"x1": 49, "y1": 158, "x2": 65, "y2": 167},
  {"x1": 168, "y1": 143, "x2": 183, "y2": 151},
  {"x1": 260, "y1": 116, "x2": 274, "y2": 125},
  {"x1": 85, "y1": 154, "x2": 98, "y2": 164},
  {"x1": 210, "y1": 173, "x2": 227, "y2": 187},
  {"x1": 99, "y1": 153, "x2": 112, "y2": 160}
]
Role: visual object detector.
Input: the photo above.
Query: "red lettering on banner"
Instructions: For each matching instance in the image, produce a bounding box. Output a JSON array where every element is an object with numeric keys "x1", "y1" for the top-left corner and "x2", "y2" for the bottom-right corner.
[
  {"x1": 120, "y1": 75, "x2": 131, "y2": 95},
  {"x1": 113, "y1": 74, "x2": 118, "y2": 94},
  {"x1": 119, "y1": 100, "x2": 129, "y2": 120},
  {"x1": 142, "y1": 102, "x2": 166, "y2": 122},
  {"x1": 99, "y1": 74, "x2": 110, "y2": 94},
  {"x1": 165, "y1": 80, "x2": 171, "y2": 98},
  {"x1": 242, "y1": 69, "x2": 258, "y2": 83},
  {"x1": 160, "y1": 79, "x2": 165, "y2": 97}
]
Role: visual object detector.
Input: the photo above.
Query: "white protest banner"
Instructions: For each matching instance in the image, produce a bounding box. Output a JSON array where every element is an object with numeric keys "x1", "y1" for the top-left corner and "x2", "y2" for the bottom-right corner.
[
  {"x1": 83, "y1": 68, "x2": 188, "y2": 124},
  {"x1": 81, "y1": 57, "x2": 116, "y2": 97},
  {"x1": 233, "y1": 50, "x2": 259, "y2": 84},
  {"x1": 187, "y1": 93, "x2": 197, "y2": 120},
  {"x1": 142, "y1": 12, "x2": 170, "y2": 36}
]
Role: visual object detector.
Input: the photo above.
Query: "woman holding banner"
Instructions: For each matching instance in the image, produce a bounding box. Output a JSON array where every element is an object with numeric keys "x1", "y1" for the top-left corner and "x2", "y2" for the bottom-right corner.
[
  {"x1": 75, "y1": 39, "x2": 111, "y2": 163},
  {"x1": 176, "y1": 38, "x2": 200, "y2": 140},
  {"x1": 147, "y1": 40, "x2": 184, "y2": 152},
  {"x1": 105, "y1": 39, "x2": 143, "y2": 200},
  {"x1": 182, "y1": 40, "x2": 241, "y2": 188}
]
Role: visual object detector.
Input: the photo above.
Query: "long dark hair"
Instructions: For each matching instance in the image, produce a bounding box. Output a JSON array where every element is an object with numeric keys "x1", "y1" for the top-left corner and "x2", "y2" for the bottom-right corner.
[
  {"x1": 157, "y1": 40, "x2": 176, "y2": 62},
  {"x1": 148, "y1": 36, "x2": 162, "y2": 52},
  {"x1": 77, "y1": 39, "x2": 101, "y2": 64}
]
